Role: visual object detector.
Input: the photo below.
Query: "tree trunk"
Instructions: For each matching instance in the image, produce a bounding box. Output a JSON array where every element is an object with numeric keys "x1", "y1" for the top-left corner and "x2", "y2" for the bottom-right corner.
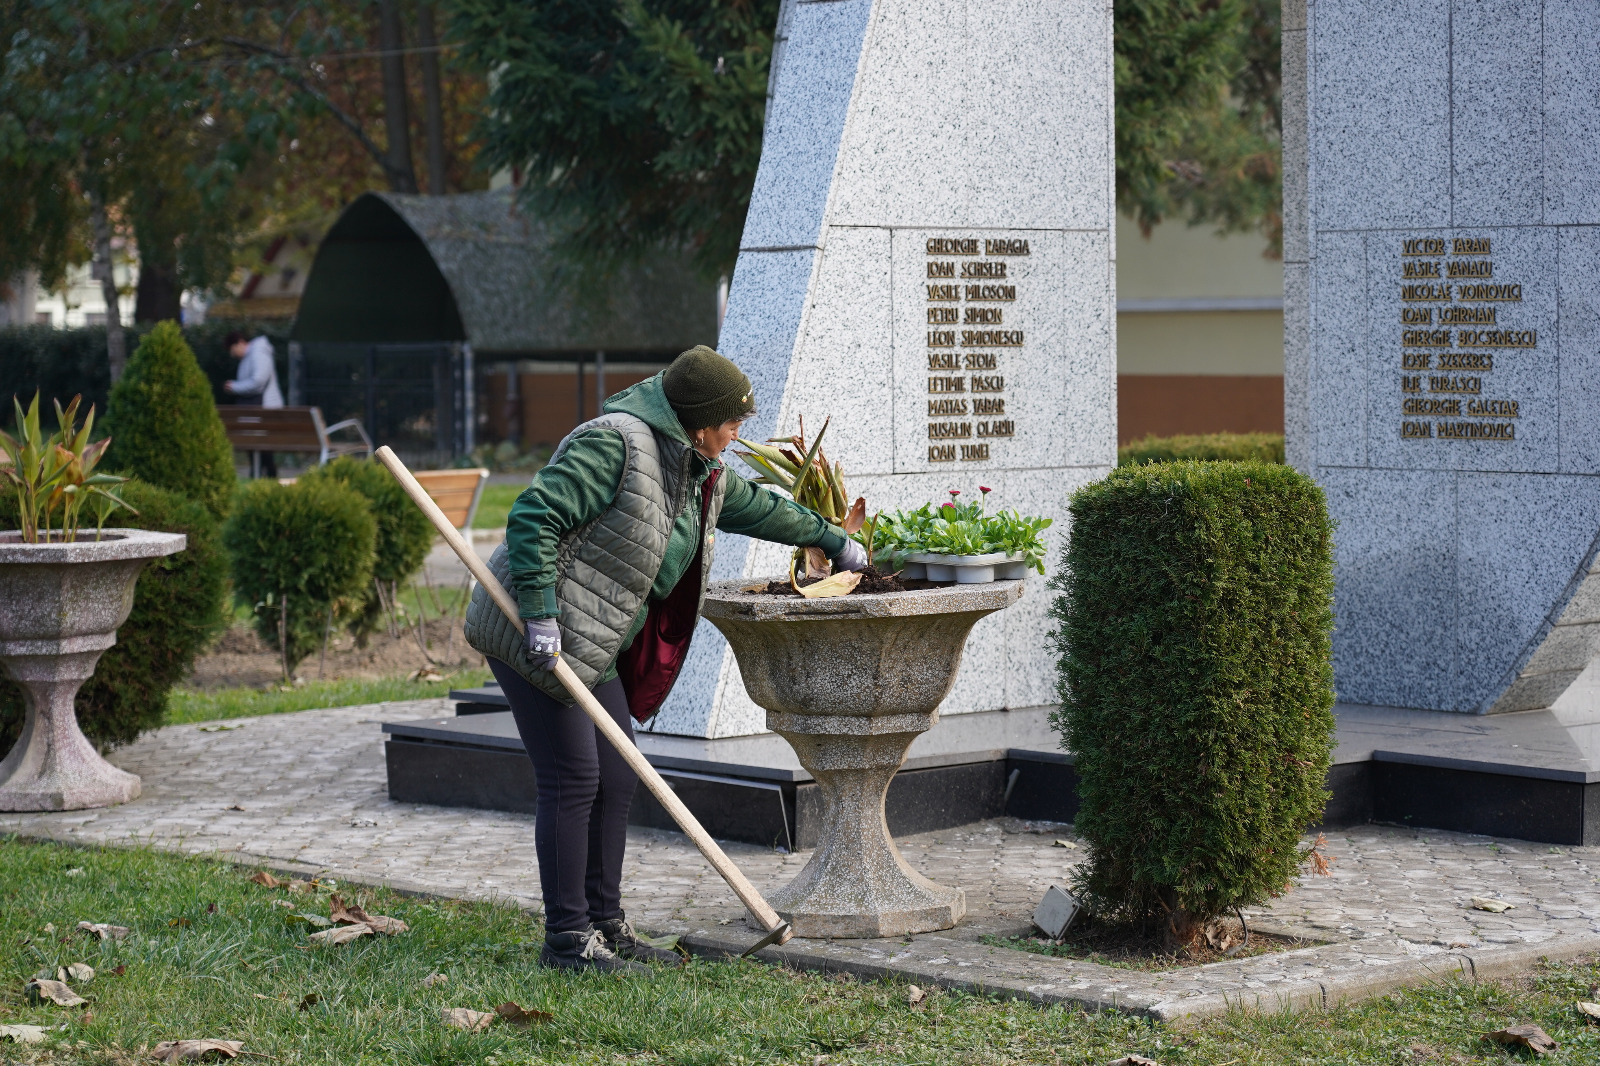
[
  {"x1": 378, "y1": 0, "x2": 418, "y2": 193},
  {"x1": 88, "y1": 188, "x2": 127, "y2": 383},
  {"x1": 416, "y1": 3, "x2": 448, "y2": 195},
  {"x1": 133, "y1": 249, "x2": 182, "y2": 324}
]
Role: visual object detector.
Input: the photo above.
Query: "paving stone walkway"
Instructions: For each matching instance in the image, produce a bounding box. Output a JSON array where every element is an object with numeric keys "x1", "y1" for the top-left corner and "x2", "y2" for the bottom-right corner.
[{"x1": 5, "y1": 703, "x2": 1599, "y2": 1019}]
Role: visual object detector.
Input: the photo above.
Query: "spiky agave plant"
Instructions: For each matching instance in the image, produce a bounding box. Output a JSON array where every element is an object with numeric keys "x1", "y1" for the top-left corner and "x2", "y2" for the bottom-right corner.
[{"x1": 734, "y1": 415, "x2": 871, "y2": 595}]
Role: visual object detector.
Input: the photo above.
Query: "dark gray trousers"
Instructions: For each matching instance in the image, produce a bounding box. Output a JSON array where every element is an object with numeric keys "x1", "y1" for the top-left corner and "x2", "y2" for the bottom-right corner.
[{"x1": 488, "y1": 659, "x2": 637, "y2": 933}]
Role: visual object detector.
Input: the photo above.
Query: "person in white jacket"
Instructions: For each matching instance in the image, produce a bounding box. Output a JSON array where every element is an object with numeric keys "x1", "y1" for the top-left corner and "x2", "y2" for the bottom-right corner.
[{"x1": 224, "y1": 331, "x2": 284, "y2": 477}]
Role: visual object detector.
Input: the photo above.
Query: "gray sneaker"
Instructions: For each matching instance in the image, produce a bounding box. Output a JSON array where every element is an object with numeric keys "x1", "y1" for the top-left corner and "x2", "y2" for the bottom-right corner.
[
  {"x1": 538, "y1": 928, "x2": 649, "y2": 974},
  {"x1": 594, "y1": 914, "x2": 684, "y2": 967}
]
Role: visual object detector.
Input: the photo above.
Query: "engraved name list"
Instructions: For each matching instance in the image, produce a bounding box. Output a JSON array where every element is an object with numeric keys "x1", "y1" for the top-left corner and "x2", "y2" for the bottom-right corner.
[
  {"x1": 925, "y1": 236, "x2": 1028, "y2": 462},
  {"x1": 1397, "y1": 235, "x2": 1529, "y2": 443}
]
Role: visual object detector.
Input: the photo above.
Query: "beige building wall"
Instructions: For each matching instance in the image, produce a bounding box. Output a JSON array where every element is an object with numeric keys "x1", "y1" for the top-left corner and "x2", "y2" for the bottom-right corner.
[{"x1": 1116, "y1": 215, "x2": 1284, "y2": 442}]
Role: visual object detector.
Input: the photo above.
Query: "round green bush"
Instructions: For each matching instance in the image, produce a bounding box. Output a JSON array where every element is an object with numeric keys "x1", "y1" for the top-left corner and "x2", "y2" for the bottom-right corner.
[
  {"x1": 0, "y1": 480, "x2": 229, "y2": 752},
  {"x1": 223, "y1": 477, "x2": 376, "y2": 676},
  {"x1": 104, "y1": 320, "x2": 237, "y2": 518},
  {"x1": 301, "y1": 457, "x2": 433, "y2": 642},
  {"x1": 1051, "y1": 460, "x2": 1335, "y2": 948}
]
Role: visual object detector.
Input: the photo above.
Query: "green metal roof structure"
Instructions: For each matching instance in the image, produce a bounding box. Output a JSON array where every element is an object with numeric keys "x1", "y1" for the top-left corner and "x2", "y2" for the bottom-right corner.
[{"x1": 291, "y1": 190, "x2": 719, "y2": 354}]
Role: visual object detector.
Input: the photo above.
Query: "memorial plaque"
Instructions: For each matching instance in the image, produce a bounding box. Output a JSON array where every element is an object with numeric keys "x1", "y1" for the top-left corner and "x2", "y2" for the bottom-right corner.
[
  {"x1": 1284, "y1": 2, "x2": 1600, "y2": 720},
  {"x1": 651, "y1": 0, "x2": 1117, "y2": 738}
]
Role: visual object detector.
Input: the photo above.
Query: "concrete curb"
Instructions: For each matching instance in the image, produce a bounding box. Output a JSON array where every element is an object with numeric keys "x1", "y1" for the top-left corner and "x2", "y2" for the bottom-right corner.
[{"x1": 10, "y1": 828, "x2": 1598, "y2": 1022}]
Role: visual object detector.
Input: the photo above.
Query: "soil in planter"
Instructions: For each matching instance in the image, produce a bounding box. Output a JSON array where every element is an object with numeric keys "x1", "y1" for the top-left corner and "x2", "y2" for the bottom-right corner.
[
  {"x1": 758, "y1": 565, "x2": 908, "y2": 597},
  {"x1": 981, "y1": 916, "x2": 1317, "y2": 972}
]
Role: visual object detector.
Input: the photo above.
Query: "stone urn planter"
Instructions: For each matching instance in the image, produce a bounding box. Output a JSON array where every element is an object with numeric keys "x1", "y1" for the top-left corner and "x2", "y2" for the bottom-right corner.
[
  {"x1": 0, "y1": 529, "x2": 186, "y2": 811},
  {"x1": 701, "y1": 578, "x2": 1021, "y2": 938}
]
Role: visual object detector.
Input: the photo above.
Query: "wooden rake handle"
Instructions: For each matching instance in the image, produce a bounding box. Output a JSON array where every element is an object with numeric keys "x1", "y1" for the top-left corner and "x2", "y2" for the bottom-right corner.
[{"x1": 375, "y1": 446, "x2": 792, "y2": 943}]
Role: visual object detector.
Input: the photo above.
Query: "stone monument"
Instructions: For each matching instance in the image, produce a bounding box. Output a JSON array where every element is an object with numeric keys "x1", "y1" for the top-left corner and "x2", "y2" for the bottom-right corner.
[
  {"x1": 649, "y1": 0, "x2": 1117, "y2": 739},
  {"x1": 1283, "y1": 1, "x2": 1600, "y2": 718}
]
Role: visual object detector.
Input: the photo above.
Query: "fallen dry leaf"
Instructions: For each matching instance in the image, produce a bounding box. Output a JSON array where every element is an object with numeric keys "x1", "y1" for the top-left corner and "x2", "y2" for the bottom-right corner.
[
  {"x1": 1576, "y1": 1000, "x2": 1600, "y2": 1022},
  {"x1": 247, "y1": 870, "x2": 283, "y2": 889},
  {"x1": 328, "y1": 895, "x2": 408, "y2": 934},
  {"x1": 285, "y1": 880, "x2": 314, "y2": 895},
  {"x1": 223, "y1": 804, "x2": 245, "y2": 811},
  {"x1": 270, "y1": 900, "x2": 294, "y2": 910},
  {"x1": 27, "y1": 978, "x2": 86, "y2": 1007},
  {"x1": 495, "y1": 1002, "x2": 552, "y2": 1027},
  {"x1": 440, "y1": 1007, "x2": 494, "y2": 1032},
  {"x1": 285, "y1": 912, "x2": 331, "y2": 929},
  {"x1": 298, "y1": 993, "x2": 319, "y2": 1012},
  {"x1": 1108, "y1": 1056, "x2": 1160, "y2": 1066},
  {"x1": 0, "y1": 1024, "x2": 47, "y2": 1044},
  {"x1": 66, "y1": 962, "x2": 94, "y2": 983},
  {"x1": 169, "y1": 918, "x2": 192, "y2": 928},
  {"x1": 42, "y1": 922, "x2": 55, "y2": 934},
  {"x1": 309, "y1": 924, "x2": 372, "y2": 946},
  {"x1": 422, "y1": 973, "x2": 448, "y2": 989},
  {"x1": 1482, "y1": 1024, "x2": 1557, "y2": 1055},
  {"x1": 411, "y1": 665, "x2": 445, "y2": 683},
  {"x1": 1052, "y1": 839, "x2": 1078, "y2": 849},
  {"x1": 804, "y1": 546, "x2": 831, "y2": 580},
  {"x1": 1470, "y1": 896, "x2": 1514, "y2": 913},
  {"x1": 907, "y1": 985, "x2": 926, "y2": 1006},
  {"x1": 150, "y1": 1038, "x2": 244, "y2": 1062},
  {"x1": 77, "y1": 921, "x2": 130, "y2": 941},
  {"x1": 795, "y1": 571, "x2": 862, "y2": 599},
  {"x1": 111, "y1": 965, "x2": 126, "y2": 977}
]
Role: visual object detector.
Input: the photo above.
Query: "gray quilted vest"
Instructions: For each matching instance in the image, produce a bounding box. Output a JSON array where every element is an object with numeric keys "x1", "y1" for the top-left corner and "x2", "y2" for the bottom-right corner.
[{"x1": 464, "y1": 412, "x2": 729, "y2": 704}]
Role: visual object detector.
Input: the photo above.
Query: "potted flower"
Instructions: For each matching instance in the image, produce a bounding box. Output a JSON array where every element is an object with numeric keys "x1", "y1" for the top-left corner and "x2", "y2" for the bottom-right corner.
[
  {"x1": 0, "y1": 394, "x2": 184, "y2": 811},
  {"x1": 881, "y1": 487, "x2": 1052, "y2": 582}
]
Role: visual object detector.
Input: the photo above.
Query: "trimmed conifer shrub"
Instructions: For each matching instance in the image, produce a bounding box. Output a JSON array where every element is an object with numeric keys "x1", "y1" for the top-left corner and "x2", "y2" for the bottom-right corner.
[
  {"x1": 1117, "y1": 432, "x2": 1284, "y2": 467},
  {"x1": 0, "y1": 480, "x2": 228, "y2": 751},
  {"x1": 104, "y1": 321, "x2": 237, "y2": 518},
  {"x1": 302, "y1": 457, "x2": 434, "y2": 643},
  {"x1": 1050, "y1": 460, "x2": 1336, "y2": 948},
  {"x1": 223, "y1": 477, "x2": 376, "y2": 677}
]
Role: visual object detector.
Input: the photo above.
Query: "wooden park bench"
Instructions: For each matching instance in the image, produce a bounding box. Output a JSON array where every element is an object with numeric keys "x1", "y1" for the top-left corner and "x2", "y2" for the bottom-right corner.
[
  {"x1": 412, "y1": 468, "x2": 491, "y2": 533},
  {"x1": 219, "y1": 406, "x2": 373, "y2": 478}
]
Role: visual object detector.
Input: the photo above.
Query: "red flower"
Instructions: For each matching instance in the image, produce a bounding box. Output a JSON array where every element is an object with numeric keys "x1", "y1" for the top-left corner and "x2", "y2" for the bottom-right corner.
[
  {"x1": 979, "y1": 485, "x2": 992, "y2": 495},
  {"x1": 948, "y1": 489, "x2": 961, "y2": 498}
]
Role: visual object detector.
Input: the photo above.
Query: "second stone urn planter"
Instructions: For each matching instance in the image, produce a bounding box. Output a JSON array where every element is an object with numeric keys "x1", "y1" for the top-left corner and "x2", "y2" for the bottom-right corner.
[
  {"x1": 702, "y1": 578, "x2": 1021, "y2": 938},
  {"x1": 0, "y1": 529, "x2": 186, "y2": 811}
]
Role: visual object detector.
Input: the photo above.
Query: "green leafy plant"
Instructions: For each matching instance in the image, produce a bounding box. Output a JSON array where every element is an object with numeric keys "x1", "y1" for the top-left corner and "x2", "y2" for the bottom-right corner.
[
  {"x1": 1051, "y1": 460, "x2": 1335, "y2": 949},
  {"x1": 222, "y1": 478, "x2": 376, "y2": 680},
  {"x1": 302, "y1": 457, "x2": 435, "y2": 647},
  {"x1": 874, "y1": 487, "x2": 1053, "y2": 574},
  {"x1": 103, "y1": 322, "x2": 236, "y2": 518},
  {"x1": 0, "y1": 479, "x2": 227, "y2": 751},
  {"x1": 0, "y1": 392, "x2": 131, "y2": 542}
]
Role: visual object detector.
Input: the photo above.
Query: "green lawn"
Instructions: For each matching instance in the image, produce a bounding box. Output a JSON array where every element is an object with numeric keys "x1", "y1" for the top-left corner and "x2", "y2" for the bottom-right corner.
[
  {"x1": 2, "y1": 838, "x2": 1598, "y2": 1064},
  {"x1": 166, "y1": 670, "x2": 492, "y2": 726},
  {"x1": 472, "y1": 483, "x2": 521, "y2": 530}
]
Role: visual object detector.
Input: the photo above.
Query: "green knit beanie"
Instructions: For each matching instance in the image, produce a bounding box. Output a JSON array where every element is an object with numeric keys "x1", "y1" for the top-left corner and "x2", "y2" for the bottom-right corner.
[{"x1": 662, "y1": 345, "x2": 756, "y2": 431}]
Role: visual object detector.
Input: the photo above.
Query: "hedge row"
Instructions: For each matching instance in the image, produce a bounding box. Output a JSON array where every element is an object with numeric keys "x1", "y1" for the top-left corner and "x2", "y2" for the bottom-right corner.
[
  {"x1": 0, "y1": 321, "x2": 289, "y2": 419},
  {"x1": 1117, "y1": 432, "x2": 1284, "y2": 467}
]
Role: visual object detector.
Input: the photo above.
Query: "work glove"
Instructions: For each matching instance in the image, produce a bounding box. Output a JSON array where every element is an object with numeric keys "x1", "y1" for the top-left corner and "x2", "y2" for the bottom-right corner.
[
  {"x1": 525, "y1": 617, "x2": 561, "y2": 671},
  {"x1": 832, "y1": 538, "x2": 869, "y2": 573}
]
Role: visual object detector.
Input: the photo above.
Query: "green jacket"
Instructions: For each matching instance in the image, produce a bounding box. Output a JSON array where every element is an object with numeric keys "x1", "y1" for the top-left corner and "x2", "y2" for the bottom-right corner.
[{"x1": 504, "y1": 373, "x2": 845, "y2": 674}]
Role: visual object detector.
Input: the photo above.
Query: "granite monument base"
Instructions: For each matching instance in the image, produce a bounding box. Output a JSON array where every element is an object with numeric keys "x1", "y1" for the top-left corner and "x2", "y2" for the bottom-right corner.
[{"x1": 385, "y1": 689, "x2": 1600, "y2": 846}]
